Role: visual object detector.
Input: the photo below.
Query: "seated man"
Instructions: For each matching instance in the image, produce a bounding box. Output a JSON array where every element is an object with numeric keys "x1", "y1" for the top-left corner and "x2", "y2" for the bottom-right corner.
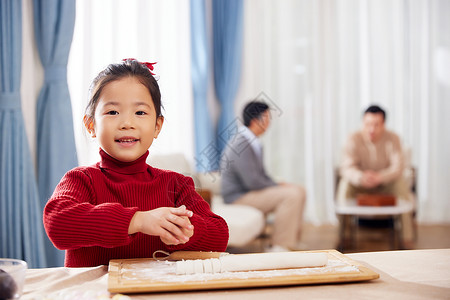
[
  {"x1": 220, "y1": 101, "x2": 306, "y2": 252},
  {"x1": 337, "y1": 105, "x2": 414, "y2": 245}
]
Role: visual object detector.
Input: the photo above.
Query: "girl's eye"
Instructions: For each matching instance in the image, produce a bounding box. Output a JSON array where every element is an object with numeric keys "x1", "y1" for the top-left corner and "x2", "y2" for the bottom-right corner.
[
  {"x1": 106, "y1": 110, "x2": 118, "y2": 115},
  {"x1": 136, "y1": 111, "x2": 147, "y2": 116}
]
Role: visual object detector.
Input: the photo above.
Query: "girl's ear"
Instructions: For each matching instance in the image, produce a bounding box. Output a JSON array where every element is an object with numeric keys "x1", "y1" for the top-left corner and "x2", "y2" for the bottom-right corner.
[
  {"x1": 83, "y1": 115, "x2": 96, "y2": 137},
  {"x1": 153, "y1": 116, "x2": 164, "y2": 139}
]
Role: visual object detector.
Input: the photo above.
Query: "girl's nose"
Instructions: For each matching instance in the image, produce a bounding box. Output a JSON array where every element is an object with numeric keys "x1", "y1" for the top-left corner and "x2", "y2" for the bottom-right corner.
[{"x1": 120, "y1": 116, "x2": 135, "y2": 129}]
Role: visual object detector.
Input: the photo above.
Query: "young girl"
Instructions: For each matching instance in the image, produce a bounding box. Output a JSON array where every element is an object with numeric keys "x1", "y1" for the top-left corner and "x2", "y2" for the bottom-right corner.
[{"x1": 43, "y1": 59, "x2": 229, "y2": 267}]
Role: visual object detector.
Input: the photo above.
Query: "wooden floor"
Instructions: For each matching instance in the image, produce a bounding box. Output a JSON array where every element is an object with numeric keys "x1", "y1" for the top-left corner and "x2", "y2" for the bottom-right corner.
[{"x1": 227, "y1": 222, "x2": 450, "y2": 254}]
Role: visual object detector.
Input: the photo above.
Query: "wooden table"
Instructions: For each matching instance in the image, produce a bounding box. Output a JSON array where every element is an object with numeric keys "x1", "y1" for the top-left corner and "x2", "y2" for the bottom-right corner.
[
  {"x1": 335, "y1": 198, "x2": 415, "y2": 250},
  {"x1": 22, "y1": 249, "x2": 450, "y2": 299}
]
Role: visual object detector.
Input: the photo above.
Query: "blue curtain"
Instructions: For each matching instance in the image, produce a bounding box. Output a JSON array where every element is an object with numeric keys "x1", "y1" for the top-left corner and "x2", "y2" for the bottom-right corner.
[
  {"x1": 190, "y1": 0, "x2": 216, "y2": 172},
  {"x1": 212, "y1": 0, "x2": 244, "y2": 158},
  {"x1": 0, "y1": 0, "x2": 47, "y2": 268},
  {"x1": 33, "y1": 0, "x2": 78, "y2": 267}
]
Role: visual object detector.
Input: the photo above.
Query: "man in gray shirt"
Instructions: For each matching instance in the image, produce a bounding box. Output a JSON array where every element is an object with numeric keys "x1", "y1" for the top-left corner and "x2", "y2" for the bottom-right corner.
[{"x1": 220, "y1": 101, "x2": 306, "y2": 252}]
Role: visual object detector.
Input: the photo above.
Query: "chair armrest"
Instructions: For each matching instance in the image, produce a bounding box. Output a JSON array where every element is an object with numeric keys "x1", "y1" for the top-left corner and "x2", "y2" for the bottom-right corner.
[
  {"x1": 194, "y1": 172, "x2": 221, "y2": 195},
  {"x1": 195, "y1": 188, "x2": 212, "y2": 206}
]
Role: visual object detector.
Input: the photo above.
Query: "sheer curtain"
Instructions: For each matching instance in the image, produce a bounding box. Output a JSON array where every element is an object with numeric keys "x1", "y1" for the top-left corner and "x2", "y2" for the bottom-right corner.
[
  {"x1": 236, "y1": 0, "x2": 450, "y2": 224},
  {"x1": 68, "y1": 0, "x2": 194, "y2": 167}
]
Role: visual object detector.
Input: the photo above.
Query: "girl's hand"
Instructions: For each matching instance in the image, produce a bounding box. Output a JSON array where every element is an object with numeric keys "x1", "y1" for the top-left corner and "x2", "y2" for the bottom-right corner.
[
  {"x1": 160, "y1": 216, "x2": 194, "y2": 245},
  {"x1": 128, "y1": 205, "x2": 194, "y2": 245}
]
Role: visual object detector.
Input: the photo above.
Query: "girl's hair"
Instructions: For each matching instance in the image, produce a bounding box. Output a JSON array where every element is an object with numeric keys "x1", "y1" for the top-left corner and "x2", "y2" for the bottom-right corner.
[{"x1": 85, "y1": 59, "x2": 163, "y2": 120}]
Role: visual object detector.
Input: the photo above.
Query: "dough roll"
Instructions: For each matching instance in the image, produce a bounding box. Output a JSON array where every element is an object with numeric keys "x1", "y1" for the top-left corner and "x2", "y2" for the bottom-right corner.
[
  {"x1": 176, "y1": 252, "x2": 328, "y2": 275},
  {"x1": 219, "y1": 252, "x2": 328, "y2": 272}
]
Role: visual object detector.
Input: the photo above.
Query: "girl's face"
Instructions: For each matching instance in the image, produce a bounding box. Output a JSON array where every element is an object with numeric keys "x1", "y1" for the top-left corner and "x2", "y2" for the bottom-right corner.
[{"x1": 88, "y1": 76, "x2": 163, "y2": 162}]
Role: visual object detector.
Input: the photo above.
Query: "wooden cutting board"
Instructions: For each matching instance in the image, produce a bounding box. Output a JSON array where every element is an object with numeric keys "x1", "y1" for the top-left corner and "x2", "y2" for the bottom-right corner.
[{"x1": 108, "y1": 250, "x2": 379, "y2": 294}]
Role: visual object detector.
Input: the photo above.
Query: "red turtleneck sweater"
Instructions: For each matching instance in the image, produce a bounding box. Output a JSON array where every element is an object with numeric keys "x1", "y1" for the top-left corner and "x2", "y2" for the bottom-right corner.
[{"x1": 43, "y1": 150, "x2": 229, "y2": 267}]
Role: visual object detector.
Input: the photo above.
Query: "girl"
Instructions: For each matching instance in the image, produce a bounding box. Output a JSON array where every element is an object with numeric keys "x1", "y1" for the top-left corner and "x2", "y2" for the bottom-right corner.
[{"x1": 43, "y1": 59, "x2": 229, "y2": 267}]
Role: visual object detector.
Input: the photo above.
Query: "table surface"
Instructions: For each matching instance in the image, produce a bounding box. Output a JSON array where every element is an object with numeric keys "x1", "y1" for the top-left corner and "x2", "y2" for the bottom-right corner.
[
  {"x1": 22, "y1": 249, "x2": 450, "y2": 300},
  {"x1": 335, "y1": 198, "x2": 414, "y2": 216}
]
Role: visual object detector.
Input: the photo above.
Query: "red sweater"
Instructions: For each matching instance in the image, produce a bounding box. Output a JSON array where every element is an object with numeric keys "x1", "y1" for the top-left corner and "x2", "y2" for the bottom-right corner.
[{"x1": 43, "y1": 150, "x2": 229, "y2": 267}]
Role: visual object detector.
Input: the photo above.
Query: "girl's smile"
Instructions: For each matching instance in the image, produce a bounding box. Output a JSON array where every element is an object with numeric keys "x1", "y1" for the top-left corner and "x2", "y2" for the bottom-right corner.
[{"x1": 115, "y1": 136, "x2": 139, "y2": 146}]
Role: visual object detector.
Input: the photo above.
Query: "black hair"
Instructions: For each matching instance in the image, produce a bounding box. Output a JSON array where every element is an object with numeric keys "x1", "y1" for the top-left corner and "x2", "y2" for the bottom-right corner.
[
  {"x1": 243, "y1": 101, "x2": 270, "y2": 127},
  {"x1": 364, "y1": 105, "x2": 386, "y2": 121},
  {"x1": 85, "y1": 59, "x2": 163, "y2": 121}
]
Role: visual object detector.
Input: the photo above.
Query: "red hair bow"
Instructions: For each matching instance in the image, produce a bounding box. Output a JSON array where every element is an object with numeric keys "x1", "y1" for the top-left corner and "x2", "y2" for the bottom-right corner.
[{"x1": 122, "y1": 58, "x2": 156, "y2": 75}]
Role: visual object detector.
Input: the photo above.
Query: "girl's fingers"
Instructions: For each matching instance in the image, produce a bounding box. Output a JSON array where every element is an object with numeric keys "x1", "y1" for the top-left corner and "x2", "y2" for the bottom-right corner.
[
  {"x1": 168, "y1": 215, "x2": 194, "y2": 231},
  {"x1": 159, "y1": 229, "x2": 181, "y2": 245},
  {"x1": 170, "y1": 216, "x2": 194, "y2": 230},
  {"x1": 170, "y1": 205, "x2": 193, "y2": 217},
  {"x1": 161, "y1": 219, "x2": 190, "y2": 243}
]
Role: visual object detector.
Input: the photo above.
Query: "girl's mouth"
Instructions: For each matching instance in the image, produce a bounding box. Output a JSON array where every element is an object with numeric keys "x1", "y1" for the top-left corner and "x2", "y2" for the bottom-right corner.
[{"x1": 115, "y1": 138, "x2": 139, "y2": 143}]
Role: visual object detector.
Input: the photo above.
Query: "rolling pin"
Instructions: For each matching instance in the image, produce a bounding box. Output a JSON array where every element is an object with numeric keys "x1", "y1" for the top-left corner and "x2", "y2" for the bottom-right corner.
[{"x1": 153, "y1": 250, "x2": 229, "y2": 261}]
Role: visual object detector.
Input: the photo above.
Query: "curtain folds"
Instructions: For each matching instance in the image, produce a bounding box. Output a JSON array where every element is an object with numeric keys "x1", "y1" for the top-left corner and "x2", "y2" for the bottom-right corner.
[
  {"x1": 0, "y1": 0, "x2": 46, "y2": 268},
  {"x1": 190, "y1": 0, "x2": 215, "y2": 172},
  {"x1": 212, "y1": 0, "x2": 244, "y2": 165},
  {"x1": 33, "y1": 0, "x2": 78, "y2": 267}
]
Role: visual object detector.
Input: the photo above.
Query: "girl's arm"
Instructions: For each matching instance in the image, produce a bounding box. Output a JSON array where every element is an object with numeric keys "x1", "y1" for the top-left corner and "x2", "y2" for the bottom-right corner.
[
  {"x1": 43, "y1": 169, "x2": 138, "y2": 250},
  {"x1": 164, "y1": 175, "x2": 229, "y2": 252}
]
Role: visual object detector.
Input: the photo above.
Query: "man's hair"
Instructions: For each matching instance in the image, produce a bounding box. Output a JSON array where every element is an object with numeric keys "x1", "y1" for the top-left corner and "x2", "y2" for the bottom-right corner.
[
  {"x1": 364, "y1": 105, "x2": 386, "y2": 121},
  {"x1": 243, "y1": 101, "x2": 270, "y2": 127}
]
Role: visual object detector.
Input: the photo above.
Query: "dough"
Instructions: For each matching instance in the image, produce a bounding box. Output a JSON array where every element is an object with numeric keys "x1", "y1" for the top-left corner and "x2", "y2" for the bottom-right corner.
[
  {"x1": 211, "y1": 258, "x2": 221, "y2": 273},
  {"x1": 175, "y1": 260, "x2": 186, "y2": 275},
  {"x1": 175, "y1": 252, "x2": 328, "y2": 275},
  {"x1": 219, "y1": 252, "x2": 327, "y2": 272},
  {"x1": 176, "y1": 260, "x2": 195, "y2": 275},
  {"x1": 193, "y1": 260, "x2": 204, "y2": 274},
  {"x1": 203, "y1": 259, "x2": 213, "y2": 273}
]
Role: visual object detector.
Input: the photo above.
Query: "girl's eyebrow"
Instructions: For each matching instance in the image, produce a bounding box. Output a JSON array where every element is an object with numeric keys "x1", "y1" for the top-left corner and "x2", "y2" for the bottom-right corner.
[
  {"x1": 102, "y1": 101, "x2": 151, "y2": 108},
  {"x1": 134, "y1": 102, "x2": 151, "y2": 108},
  {"x1": 102, "y1": 101, "x2": 120, "y2": 107}
]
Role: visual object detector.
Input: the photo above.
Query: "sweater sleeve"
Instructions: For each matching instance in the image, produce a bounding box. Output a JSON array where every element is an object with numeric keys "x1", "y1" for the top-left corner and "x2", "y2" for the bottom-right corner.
[
  {"x1": 378, "y1": 133, "x2": 404, "y2": 183},
  {"x1": 340, "y1": 134, "x2": 364, "y2": 185},
  {"x1": 166, "y1": 175, "x2": 229, "y2": 252},
  {"x1": 43, "y1": 169, "x2": 138, "y2": 250}
]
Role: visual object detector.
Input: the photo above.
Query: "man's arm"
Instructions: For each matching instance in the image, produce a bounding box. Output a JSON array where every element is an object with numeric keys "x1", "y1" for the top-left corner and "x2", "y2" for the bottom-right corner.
[
  {"x1": 340, "y1": 134, "x2": 364, "y2": 186},
  {"x1": 378, "y1": 133, "x2": 404, "y2": 183},
  {"x1": 232, "y1": 138, "x2": 277, "y2": 190}
]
